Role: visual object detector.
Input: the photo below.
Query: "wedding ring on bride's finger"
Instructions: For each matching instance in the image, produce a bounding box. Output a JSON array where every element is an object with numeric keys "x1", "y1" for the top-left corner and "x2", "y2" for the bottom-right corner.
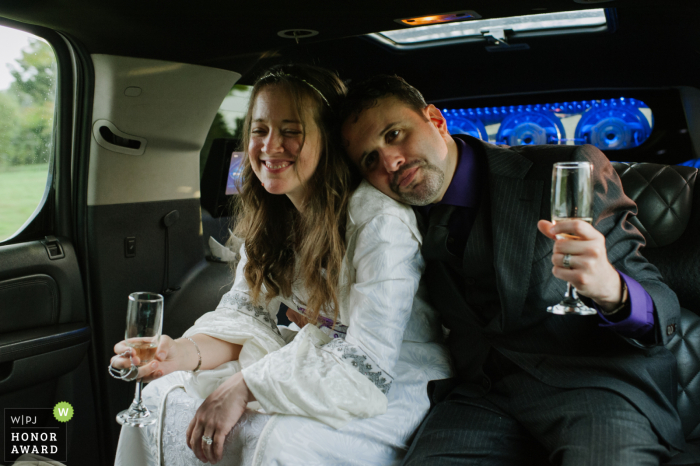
[
  {"x1": 562, "y1": 253, "x2": 572, "y2": 269},
  {"x1": 202, "y1": 435, "x2": 213, "y2": 446}
]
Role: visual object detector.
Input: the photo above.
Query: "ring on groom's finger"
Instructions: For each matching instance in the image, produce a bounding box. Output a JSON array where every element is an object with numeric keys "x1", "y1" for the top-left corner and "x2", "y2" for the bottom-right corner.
[
  {"x1": 562, "y1": 254, "x2": 572, "y2": 269},
  {"x1": 202, "y1": 435, "x2": 213, "y2": 446}
]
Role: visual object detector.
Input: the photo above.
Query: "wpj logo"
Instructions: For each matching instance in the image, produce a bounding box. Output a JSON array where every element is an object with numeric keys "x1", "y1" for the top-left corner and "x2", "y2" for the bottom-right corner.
[{"x1": 4, "y1": 407, "x2": 67, "y2": 463}]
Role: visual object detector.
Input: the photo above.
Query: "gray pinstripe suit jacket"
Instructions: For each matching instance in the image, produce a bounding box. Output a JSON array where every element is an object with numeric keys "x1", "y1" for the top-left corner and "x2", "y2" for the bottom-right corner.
[{"x1": 421, "y1": 135, "x2": 685, "y2": 449}]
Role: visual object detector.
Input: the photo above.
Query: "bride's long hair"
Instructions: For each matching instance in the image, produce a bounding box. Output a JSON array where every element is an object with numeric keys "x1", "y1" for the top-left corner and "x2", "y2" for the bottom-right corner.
[{"x1": 232, "y1": 64, "x2": 358, "y2": 324}]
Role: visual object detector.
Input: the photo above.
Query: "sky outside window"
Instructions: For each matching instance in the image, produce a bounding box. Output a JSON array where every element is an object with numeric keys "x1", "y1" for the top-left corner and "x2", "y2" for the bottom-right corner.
[{"x1": 0, "y1": 26, "x2": 32, "y2": 90}]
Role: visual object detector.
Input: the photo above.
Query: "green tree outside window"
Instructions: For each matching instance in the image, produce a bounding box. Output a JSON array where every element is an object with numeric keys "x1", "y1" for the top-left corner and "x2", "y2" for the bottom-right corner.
[{"x1": 0, "y1": 34, "x2": 57, "y2": 242}]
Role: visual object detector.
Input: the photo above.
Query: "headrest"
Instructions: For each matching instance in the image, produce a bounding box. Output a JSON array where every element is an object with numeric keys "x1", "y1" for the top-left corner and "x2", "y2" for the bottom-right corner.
[
  {"x1": 612, "y1": 163, "x2": 698, "y2": 248},
  {"x1": 201, "y1": 138, "x2": 240, "y2": 218}
]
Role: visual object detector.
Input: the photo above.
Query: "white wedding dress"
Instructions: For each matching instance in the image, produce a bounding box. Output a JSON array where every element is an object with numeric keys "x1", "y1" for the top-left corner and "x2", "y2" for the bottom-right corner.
[{"x1": 114, "y1": 180, "x2": 452, "y2": 466}]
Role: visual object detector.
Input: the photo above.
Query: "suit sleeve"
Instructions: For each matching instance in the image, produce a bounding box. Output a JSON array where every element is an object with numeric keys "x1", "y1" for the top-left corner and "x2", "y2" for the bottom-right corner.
[
  {"x1": 595, "y1": 272, "x2": 655, "y2": 342},
  {"x1": 573, "y1": 144, "x2": 681, "y2": 346}
]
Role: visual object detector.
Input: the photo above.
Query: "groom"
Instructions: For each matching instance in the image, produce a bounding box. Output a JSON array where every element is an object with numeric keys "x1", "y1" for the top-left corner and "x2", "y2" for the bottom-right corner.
[{"x1": 340, "y1": 75, "x2": 684, "y2": 465}]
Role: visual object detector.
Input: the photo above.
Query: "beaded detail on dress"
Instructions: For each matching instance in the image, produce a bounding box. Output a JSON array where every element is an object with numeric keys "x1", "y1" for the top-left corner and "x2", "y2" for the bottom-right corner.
[
  {"x1": 218, "y1": 292, "x2": 281, "y2": 336},
  {"x1": 322, "y1": 339, "x2": 393, "y2": 394}
]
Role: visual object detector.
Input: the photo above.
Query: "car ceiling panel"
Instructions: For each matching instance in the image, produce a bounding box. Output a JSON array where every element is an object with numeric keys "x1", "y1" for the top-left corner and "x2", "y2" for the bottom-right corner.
[
  {"x1": 1, "y1": 3, "x2": 699, "y2": 100},
  {"x1": 0, "y1": 1, "x2": 695, "y2": 70},
  {"x1": 236, "y1": 8, "x2": 700, "y2": 101}
]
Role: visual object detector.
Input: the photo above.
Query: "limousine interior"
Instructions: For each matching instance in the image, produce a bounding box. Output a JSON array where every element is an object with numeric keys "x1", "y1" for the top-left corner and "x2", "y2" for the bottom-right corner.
[{"x1": 0, "y1": 0, "x2": 699, "y2": 464}]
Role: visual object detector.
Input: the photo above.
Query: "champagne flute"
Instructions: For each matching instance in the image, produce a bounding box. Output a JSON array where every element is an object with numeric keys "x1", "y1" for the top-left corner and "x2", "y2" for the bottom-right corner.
[
  {"x1": 547, "y1": 162, "x2": 597, "y2": 315},
  {"x1": 116, "y1": 292, "x2": 164, "y2": 426}
]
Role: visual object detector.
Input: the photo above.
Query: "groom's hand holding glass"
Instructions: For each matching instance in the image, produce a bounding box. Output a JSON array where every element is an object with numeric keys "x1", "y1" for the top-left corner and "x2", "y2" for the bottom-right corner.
[{"x1": 537, "y1": 219, "x2": 625, "y2": 313}]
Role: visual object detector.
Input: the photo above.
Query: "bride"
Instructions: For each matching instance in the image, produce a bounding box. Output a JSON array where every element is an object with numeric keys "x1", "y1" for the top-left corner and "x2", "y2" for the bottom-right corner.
[{"x1": 112, "y1": 64, "x2": 451, "y2": 465}]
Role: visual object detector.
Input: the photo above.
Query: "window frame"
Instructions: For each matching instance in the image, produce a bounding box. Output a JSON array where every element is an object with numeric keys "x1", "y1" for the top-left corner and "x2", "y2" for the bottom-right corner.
[{"x1": 0, "y1": 18, "x2": 74, "y2": 246}]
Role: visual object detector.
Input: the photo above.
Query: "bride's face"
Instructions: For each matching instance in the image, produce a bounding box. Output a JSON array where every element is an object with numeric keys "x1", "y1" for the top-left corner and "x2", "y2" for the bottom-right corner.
[{"x1": 248, "y1": 85, "x2": 322, "y2": 210}]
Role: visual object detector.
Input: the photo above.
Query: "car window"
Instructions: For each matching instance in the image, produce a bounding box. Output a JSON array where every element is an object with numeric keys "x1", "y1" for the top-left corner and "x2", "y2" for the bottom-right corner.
[
  {"x1": 0, "y1": 25, "x2": 56, "y2": 242},
  {"x1": 200, "y1": 84, "x2": 252, "y2": 175}
]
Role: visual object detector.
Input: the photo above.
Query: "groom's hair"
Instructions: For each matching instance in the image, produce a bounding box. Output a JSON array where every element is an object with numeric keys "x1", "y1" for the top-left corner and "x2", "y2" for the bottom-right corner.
[{"x1": 341, "y1": 74, "x2": 428, "y2": 124}]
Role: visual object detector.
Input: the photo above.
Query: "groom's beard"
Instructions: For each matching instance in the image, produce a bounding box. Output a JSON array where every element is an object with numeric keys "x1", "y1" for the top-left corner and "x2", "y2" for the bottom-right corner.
[{"x1": 390, "y1": 160, "x2": 445, "y2": 206}]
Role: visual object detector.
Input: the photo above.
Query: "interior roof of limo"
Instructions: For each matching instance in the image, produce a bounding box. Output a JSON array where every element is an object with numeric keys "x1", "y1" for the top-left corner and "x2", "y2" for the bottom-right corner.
[{"x1": 0, "y1": 0, "x2": 699, "y2": 101}]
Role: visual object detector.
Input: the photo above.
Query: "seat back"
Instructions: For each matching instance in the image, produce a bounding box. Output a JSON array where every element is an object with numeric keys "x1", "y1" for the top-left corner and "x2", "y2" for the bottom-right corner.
[
  {"x1": 612, "y1": 162, "x2": 700, "y2": 441},
  {"x1": 201, "y1": 138, "x2": 240, "y2": 219},
  {"x1": 200, "y1": 138, "x2": 240, "y2": 247}
]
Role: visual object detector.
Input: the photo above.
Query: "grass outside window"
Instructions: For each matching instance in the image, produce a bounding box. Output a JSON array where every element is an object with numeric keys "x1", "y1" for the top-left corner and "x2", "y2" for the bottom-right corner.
[{"x1": 0, "y1": 163, "x2": 50, "y2": 241}]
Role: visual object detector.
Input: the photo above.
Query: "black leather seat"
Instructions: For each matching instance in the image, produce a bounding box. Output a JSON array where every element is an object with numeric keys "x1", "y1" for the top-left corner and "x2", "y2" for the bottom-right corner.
[{"x1": 612, "y1": 162, "x2": 700, "y2": 464}]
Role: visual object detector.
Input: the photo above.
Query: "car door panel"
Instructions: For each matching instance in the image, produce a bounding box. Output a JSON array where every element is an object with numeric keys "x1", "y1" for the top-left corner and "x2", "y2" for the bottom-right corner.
[
  {"x1": 0, "y1": 274, "x2": 60, "y2": 332},
  {"x1": 0, "y1": 237, "x2": 99, "y2": 463}
]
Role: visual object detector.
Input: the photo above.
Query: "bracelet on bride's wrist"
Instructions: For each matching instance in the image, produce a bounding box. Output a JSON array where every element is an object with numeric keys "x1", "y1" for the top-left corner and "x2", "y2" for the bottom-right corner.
[{"x1": 184, "y1": 337, "x2": 202, "y2": 372}]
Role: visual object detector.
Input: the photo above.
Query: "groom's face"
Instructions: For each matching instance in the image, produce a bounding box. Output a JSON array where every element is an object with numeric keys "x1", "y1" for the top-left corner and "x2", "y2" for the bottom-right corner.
[{"x1": 342, "y1": 97, "x2": 451, "y2": 206}]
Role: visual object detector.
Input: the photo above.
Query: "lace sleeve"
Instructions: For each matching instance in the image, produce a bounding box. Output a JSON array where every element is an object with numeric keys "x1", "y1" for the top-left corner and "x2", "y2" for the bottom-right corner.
[
  {"x1": 183, "y1": 246, "x2": 286, "y2": 364},
  {"x1": 242, "y1": 214, "x2": 423, "y2": 428}
]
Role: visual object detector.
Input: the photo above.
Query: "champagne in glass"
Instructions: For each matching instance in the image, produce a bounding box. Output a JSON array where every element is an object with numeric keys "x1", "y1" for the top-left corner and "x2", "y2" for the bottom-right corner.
[
  {"x1": 125, "y1": 339, "x2": 158, "y2": 365},
  {"x1": 547, "y1": 162, "x2": 597, "y2": 315},
  {"x1": 551, "y1": 216, "x2": 593, "y2": 240},
  {"x1": 116, "y1": 292, "x2": 164, "y2": 427}
]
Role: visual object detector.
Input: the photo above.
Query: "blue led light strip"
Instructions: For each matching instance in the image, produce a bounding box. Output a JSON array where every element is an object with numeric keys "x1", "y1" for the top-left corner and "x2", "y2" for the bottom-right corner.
[{"x1": 443, "y1": 97, "x2": 652, "y2": 150}]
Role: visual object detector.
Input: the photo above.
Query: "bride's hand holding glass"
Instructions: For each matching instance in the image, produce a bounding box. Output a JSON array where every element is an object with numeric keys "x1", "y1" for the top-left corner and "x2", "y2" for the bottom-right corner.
[
  {"x1": 110, "y1": 334, "x2": 184, "y2": 383},
  {"x1": 109, "y1": 291, "x2": 168, "y2": 426}
]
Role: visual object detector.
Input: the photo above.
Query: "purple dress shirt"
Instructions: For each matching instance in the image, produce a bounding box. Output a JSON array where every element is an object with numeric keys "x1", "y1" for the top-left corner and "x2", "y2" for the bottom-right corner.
[{"x1": 433, "y1": 138, "x2": 656, "y2": 341}]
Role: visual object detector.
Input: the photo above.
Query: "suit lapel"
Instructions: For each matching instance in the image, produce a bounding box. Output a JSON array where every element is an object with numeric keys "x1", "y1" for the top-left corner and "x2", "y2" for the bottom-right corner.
[{"x1": 479, "y1": 140, "x2": 544, "y2": 329}]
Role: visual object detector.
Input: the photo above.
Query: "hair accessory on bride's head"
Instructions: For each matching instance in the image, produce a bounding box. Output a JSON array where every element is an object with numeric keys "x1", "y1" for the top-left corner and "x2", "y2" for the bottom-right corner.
[{"x1": 260, "y1": 72, "x2": 330, "y2": 108}]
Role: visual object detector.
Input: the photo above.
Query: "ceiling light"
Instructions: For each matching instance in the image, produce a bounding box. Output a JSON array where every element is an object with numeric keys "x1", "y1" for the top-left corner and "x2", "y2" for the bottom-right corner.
[
  {"x1": 371, "y1": 9, "x2": 609, "y2": 49},
  {"x1": 396, "y1": 11, "x2": 480, "y2": 27}
]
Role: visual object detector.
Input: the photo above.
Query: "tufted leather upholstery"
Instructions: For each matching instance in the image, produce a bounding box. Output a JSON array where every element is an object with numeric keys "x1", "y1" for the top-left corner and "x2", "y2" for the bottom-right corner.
[
  {"x1": 666, "y1": 309, "x2": 700, "y2": 438},
  {"x1": 612, "y1": 162, "x2": 700, "y2": 462},
  {"x1": 613, "y1": 163, "x2": 697, "y2": 248},
  {"x1": 613, "y1": 163, "x2": 700, "y2": 315}
]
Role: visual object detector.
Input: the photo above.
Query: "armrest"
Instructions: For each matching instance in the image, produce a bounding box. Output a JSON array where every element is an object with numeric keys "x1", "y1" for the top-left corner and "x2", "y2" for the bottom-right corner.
[{"x1": 0, "y1": 324, "x2": 91, "y2": 363}]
